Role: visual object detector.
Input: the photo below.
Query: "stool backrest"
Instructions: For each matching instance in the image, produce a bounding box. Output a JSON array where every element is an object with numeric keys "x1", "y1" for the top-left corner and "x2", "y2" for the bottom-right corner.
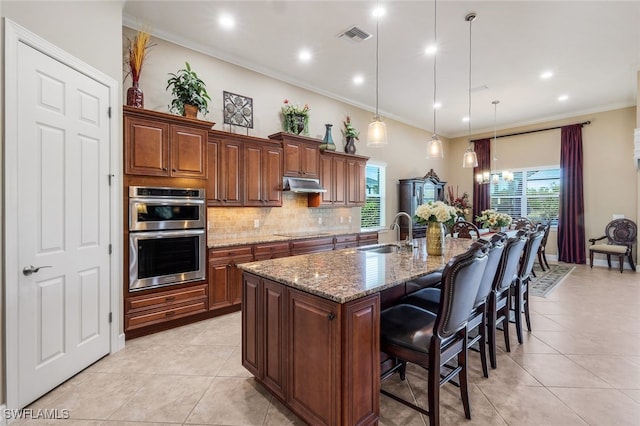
[
  {"x1": 436, "y1": 242, "x2": 488, "y2": 339},
  {"x1": 493, "y1": 230, "x2": 528, "y2": 293},
  {"x1": 474, "y1": 233, "x2": 507, "y2": 308},
  {"x1": 518, "y1": 228, "x2": 545, "y2": 281}
]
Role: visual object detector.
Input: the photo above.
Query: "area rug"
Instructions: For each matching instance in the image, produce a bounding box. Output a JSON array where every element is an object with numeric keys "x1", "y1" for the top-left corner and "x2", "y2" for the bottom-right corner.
[{"x1": 529, "y1": 264, "x2": 575, "y2": 297}]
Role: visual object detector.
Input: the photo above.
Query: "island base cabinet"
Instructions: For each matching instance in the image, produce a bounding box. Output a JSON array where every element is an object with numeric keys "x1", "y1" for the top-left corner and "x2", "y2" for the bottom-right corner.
[{"x1": 241, "y1": 272, "x2": 380, "y2": 426}]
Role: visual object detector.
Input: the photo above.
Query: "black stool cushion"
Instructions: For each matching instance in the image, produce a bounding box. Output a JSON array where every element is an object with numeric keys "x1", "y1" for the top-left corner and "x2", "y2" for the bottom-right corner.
[
  {"x1": 401, "y1": 287, "x2": 441, "y2": 313},
  {"x1": 380, "y1": 304, "x2": 437, "y2": 354},
  {"x1": 405, "y1": 271, "x2": 443, "y2": 294}
]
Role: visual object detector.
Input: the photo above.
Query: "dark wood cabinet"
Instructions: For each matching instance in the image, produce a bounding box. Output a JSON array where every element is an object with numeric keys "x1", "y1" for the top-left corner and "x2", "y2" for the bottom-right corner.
[
  {"x1": 207, "y1": 137, "x2": 243, "y2": 206},
  {"x1": 208, "y1": 245, "x2": 253, "y2": 309},
  {"x1": 242, "y1": 273, "x2": 380, "y2": 426},
  {"x1": 334, "y1": 234, "x2": 358, "y2": 250},
  {"x1": 124, "y1": 106, "x2": 209, "y2": 178},
  {"x1": 398, "y1": 173, "x2": 447, "y2": 239},
  {"x1": 268, "y1": 132, "x2": 320, "y2": 179},
  {"x1": 254, "y1": 241, "x2": 291, "y2": 261},
  {"x1": 346, "y1": 157, "x2": 367, "y2": 206},
  {"x1": 244, "y1": 141, "x2": 283, "y2": 207},
  {"x1": 309, "y1": 152, "x2": 346, "y2": 207},
  {"x1": 358, "y1": 231, "x2": 379, "y2": 247},
  {"x1": 290, "y1": 237, "x2": 335, "y2": 255}
]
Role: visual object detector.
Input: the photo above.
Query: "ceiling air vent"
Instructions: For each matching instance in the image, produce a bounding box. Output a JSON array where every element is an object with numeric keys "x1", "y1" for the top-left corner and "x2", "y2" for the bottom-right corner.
[{"x1": 338, "y1": 26, "x2": 372, "y2": 42}]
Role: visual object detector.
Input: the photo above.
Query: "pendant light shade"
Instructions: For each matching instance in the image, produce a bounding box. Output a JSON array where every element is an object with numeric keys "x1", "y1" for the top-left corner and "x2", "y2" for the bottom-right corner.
[
  {"x1": 426, "y1": 0, "x2": 443, "y2": 159},
  {"x1": 367, "y1": 7, "x2": 388, "y2": 147},
  {"x1": 462, "y1": 12, "x2": 477, "y2": 168}
]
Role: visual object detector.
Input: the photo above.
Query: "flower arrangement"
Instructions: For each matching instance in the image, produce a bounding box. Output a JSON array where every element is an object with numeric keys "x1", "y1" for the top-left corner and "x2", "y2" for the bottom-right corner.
[
  {"x1": 281, "y1": 99, "x2": 310, "y2": 135},
  {"x1": 125, "y1": 29, "x2": 154, "y2": 84},
  {"x1": 415, "y1": 201, "x2": 458, "y2": 226},
  {"x1": 475, "y1": 209, "x2": 513, "y2": 229},
  {"x1": 342, "y1": 115, "x2": 360, "y2": 140},
  {"x1": 446, "y1": 186, "x2": 471, "y2": 218}
]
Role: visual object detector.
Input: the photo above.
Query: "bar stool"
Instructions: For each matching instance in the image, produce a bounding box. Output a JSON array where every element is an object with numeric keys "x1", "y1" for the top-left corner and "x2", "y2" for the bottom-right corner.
[
  {"x1": 379, "y1": 242, "x2": 488, "y2": 425},
  {"x1": 512, "y1": 228, "x2": 544, "y2": 344}
]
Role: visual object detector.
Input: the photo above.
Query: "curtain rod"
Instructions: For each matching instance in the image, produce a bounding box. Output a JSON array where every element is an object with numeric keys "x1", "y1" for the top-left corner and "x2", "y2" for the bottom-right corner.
[{"x1": 471, "y1": 120, "x2": 591, "y2": 143}]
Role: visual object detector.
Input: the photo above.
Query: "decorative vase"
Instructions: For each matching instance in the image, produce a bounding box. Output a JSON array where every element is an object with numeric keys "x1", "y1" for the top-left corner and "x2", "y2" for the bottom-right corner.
[
  {"x1": 183, "y1": 104, "x2": 198, "y2": 119},
  {"x1": 293, "y1": 114, "x2": 306, "y2": 135},
  {"x1": 427, "y1": 221, "x2": 445, "y2": 256},
  {"x1": 126, "y1": 81, "x2": 144, "y2": 108},
  {"x1": 319, "y1": 124, "x2": 336, "y2": 151},
  {"x1": 345, "y1": 136, "x2": 356, "y2": 154}
]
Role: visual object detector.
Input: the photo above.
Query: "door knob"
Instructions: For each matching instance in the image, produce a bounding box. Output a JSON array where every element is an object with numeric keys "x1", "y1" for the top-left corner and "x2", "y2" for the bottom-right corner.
[{"x1": 23, "y1": 265, "x2": 52, "y2": 276}]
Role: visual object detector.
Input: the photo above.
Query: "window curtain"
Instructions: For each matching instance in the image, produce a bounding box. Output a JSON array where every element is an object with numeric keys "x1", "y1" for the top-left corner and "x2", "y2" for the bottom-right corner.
[
  {"x1": 558, "y1": 124, "x2": 586, "y2": 264},
  {"x1": 472, "y1": 138, "x2": 491, "y2": 222}
]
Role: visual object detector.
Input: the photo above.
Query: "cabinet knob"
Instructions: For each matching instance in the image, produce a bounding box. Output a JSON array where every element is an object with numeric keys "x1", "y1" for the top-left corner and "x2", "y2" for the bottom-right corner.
[
  {"x1": 172, "y1": 168, "x2": 177, "y2": 172},
  {"x1": 165, "y1": 311, "x2": 176, "y2": 317},
  {"x1": 162, "y1": 168, "x2": 168, "y2": 171},
  {"x1": 327, "y1": 312, "x2": 336, "y2": 321},
  {"x1": 165, "y1": 296, "x2": 176, "y2": 302}
]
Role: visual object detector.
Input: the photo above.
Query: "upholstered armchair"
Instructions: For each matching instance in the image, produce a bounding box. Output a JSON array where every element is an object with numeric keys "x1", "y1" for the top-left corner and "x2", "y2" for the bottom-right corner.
[{"x1": 588, "y1": 219, "x2": 637, "y2": 273}]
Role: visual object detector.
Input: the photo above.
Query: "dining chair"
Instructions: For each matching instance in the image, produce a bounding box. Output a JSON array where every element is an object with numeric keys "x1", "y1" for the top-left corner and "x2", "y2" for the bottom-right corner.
[
  {"x1": 486, "y1": 230, "x2": 527, "y2": 369},
  {"x1": 379, "y1": 242, "x2": 488, "y2": 425},
  {"x1": 512, "y1": 228, "x2": 544, "y2": 344},
  {"x1": 511, "y1": 217, "x2": 533, "y2": 230},
  {"x1": 537, "y1": 222, "x2": 552, "y2": 271},
  {"x1": 588, "y1": 218, "x2": 637, "y2": 273},
  {"x1": 450, "y1": 220, "x2": 481, "y2": 239},
  {"x1": 400, "y1": 235, "x2": 506, "y2": 378}
]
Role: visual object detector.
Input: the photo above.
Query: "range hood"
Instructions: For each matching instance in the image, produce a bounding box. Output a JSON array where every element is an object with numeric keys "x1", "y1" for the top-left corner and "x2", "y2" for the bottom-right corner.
[{"x1": 283, "y1": 177, "x2": 327, "y2": 193}]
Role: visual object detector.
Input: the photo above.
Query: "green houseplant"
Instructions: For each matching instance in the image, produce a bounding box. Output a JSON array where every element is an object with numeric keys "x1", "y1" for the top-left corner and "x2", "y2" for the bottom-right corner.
[{"x1": 166, "y1": 62, "x2": 211, "y2": 118}]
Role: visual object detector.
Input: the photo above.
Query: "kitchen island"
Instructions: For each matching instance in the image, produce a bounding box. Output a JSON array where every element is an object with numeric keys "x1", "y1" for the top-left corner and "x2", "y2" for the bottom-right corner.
[{"x1": 239, "y1": 237, "x2": 471, "y2": 426}]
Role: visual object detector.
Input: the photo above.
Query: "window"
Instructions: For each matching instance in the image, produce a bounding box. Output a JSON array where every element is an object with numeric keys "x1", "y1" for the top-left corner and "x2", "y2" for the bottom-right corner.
[
  {"x1": 362, "y1": 162, "x2": 386, "y2": 229},
  {"x1": 490, "y1": 167, "x2": 560, "y2": 225}
]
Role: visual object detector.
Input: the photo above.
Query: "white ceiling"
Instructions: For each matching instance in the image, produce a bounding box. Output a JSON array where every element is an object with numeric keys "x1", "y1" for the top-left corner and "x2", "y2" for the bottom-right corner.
[{"x1": 123, "y1": 1, "x2": 640, "y2": 138}]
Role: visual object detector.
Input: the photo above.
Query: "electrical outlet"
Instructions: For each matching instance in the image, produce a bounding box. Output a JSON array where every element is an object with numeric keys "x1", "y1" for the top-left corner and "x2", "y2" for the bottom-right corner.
[
  {"x1": 348, "y1": 216, "x2": 352, "y2": 224},
  {"x1": 340, "y1": 217, "x2": 344, "y2": 224},
  {"x1": 254, "y1": 219, "x2": 260, "y2": 228},
  {"x1": 318, "y1": 217, "x2": 323, "y2": 225}
]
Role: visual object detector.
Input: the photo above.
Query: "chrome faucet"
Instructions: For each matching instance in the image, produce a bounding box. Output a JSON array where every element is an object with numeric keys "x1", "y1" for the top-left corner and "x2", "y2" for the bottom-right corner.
[{"x1": 390, "y1": 211, "x2": 414, "y2": 250}]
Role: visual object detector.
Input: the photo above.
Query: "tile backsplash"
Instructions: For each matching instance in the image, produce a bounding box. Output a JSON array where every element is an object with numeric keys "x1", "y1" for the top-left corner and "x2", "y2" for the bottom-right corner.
[{"x1": 207, "y1": 193, "x2": 361, "y2": 240}]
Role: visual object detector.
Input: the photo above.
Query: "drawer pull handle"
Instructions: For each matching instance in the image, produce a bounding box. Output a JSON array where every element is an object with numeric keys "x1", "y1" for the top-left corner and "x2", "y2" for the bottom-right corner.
[
  {"x1": 165, "y1": 296, "x2": 176, "y2": 302},
  {"x1": 165, "y1": 311, "x2": 176, "y2": 317},
  {"x1": 328, "y1": 312, "x2": 336, "y2": 321}
]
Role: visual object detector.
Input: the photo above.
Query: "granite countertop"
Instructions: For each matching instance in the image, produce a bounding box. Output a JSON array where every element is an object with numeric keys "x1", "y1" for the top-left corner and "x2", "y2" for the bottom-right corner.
[
  {"x1": 207, "y1": 230, "x2": 373, "y2": 248},
  {"x1": 238, "y1": 237, "x2": 472, "y2": 303}
]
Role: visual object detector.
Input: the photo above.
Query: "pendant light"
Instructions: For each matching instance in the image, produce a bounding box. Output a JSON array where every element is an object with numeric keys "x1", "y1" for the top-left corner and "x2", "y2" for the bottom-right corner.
[
  {"x1": 462, "y1": 13, "x2": 478, "y2": 168},
  {"x1": 426, "y1": 0, "x2": 443, "y2": 159},
  {"x1": 490, "y1": 100, "x2": 501, "y2": 184},
  {"x1": 367, "y1": 3, "x2": 388, "y2": 147}
]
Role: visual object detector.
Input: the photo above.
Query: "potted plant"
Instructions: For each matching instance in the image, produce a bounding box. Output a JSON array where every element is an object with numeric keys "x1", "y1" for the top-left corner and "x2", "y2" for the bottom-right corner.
[
  {"x1": 281, "y1": 99, "x2": 310, "y2": 135},
  {"x1": 166, "y1": 62, "x2": 211, "y2": 118},
  {"x1": 342, "y1": 115, "x2": 359, "y2": 154}
]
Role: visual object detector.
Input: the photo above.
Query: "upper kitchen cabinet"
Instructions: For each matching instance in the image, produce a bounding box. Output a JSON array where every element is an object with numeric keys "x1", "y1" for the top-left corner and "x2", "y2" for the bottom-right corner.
[
  {"x1": 346, "y1": 157, "x2": 367, "y2": 206},
  {"x1": 124, "y1": 106, "x2": 211, "y2": 178},
  {"x1": 244, "y1": 141, "x2": 283, "y2": 207},
  {"x1": 268, "y1": 132, "x2": 320, "y2": 179},
  {"x1": 207, "y1": 136, "x2": 243, "y2": 206}
]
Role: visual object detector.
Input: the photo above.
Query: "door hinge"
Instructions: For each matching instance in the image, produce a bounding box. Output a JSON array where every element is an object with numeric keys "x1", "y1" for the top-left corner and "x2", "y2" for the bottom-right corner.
[
  {"x1": 107, "y1": 173, "x2": 115, "y2": 186},
  {"x1": 108, "y1": 312, "x2": 112, "y2": 323},
  {"x1": 108, "y1": 244, "x2": 112, "y2": 254},
  {"x1": 108, "y1": 107, "x2": 111, "y2": 118}
]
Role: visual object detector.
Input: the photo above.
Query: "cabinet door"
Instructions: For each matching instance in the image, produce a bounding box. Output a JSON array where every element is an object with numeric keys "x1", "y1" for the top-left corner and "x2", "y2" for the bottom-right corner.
[
  {"x1": 283, "y1": 141, "x2": 302, "y2": 176},
  {"x1": 124, "y1": 116, "x2": 170, "y2": 176},
  {"x1": 220, "y1": 140, "x2": 243, "y2": 206},
  {"x1": 333, "y1": 156, "x2": 346, "y2": 205},
  {"x1": 208, "y1": 260, "x2": 233, "y2": 310},
  {"x1": 244, "y1": 143, "x2": 263, "y2": 206},
  {"x1": 170, "y1": 125, "x2": 207, "y2": 178},
  {"x1": 263, "y1": 279, "x2": 287, "y2": 400},
  {"x1": 318, "y1": 155, "x2": 333, "y2": 205},
  {"x1": 346, "y1": 159, "x2": 366, "y2": 206},
  {"x1": 263, "y1": 146, "x2": 283, "y2": 206},
  {"x1": 242, "y1": 273, "x2": 262, "y2": 377},
  {"x1": 206, "y1": 139, "x2": 220, "y2": 205},
  {"x1": 231, "y1": 258, "x2": 253, "y2": 305},
  {"x1": 287, "y1": 289, "x2": 339, "y2": 426},
  {"x1": 301, "y1": 143, "x2": 319, "y2": 178}
]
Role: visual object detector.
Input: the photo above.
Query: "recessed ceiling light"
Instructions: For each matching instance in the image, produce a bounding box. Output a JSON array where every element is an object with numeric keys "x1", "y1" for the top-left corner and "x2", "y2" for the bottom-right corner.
[
  {"x1": 558, "y1": 94, "x2": 569, "y2": 101},
  {"x1": 433, "y1": 102, "x2": 442, "y2": 109},
  {"x1": 353, "y1": 75, "x2": 364, "y2": 85},
  {"x1": 298, "y1": 49, "x2": 312, "y2": 62},
  {"x1": 218, "y1": 14, "x2": 235, "y2": 29},
  {"x1": 372, "y1": 6, "x2": 386, "y2": 18},
  {"x1": 425, "y1": 44, "x2": 437, "y2": 55},
  {"x1": 540, "y1": 71, "x2": 553, "y2": 79},
  {"x1": 462, "y1": 116, "x2": 470, "y2": 122}
]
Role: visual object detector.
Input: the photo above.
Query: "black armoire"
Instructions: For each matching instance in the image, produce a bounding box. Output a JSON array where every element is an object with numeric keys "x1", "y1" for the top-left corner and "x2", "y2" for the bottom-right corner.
[{"x1": 398, "y1": 169, "x2": 446, "y2": 239}]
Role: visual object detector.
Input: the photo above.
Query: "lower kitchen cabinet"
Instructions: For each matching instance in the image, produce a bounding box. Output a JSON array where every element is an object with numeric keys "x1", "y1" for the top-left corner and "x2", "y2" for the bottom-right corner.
[
  {"x1": 125, "y1": 284, "x2": 208, "y2": 332},
  {"x1": 334, "y1": 234, "x2": 358, "y2": 250},
  {"x1": 208, "y1": 245, "x2": 253, "y2": 310},
  {"x1": 242, "y1": 273, "x2": 380, "y2": 426},
  {"x1": 358, "y1": 231, "x2": 379, "y2": 246},
  {"x1": 254, "y1": 241, "x2": 291, "y2": 260},
  {"x1": 290, "y1": 237, "x2": 335, "y2": 255}
]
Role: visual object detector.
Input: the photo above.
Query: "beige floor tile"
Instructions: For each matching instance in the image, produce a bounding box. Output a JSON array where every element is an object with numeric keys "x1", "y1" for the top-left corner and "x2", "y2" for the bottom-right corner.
[
  {"x1": 620, "y1": 389, "x2": 640, "y2": 403},
  {"x1": 10, "y1": 420, "x2": 103, "y2": 426},
  {"x1": 468, "y1": 351, "x2": 542, "y2": 387},
  {"x1": 124, "y1": 320, "x2": 211, "y2": 349},
  {"x1": 217, "y1": 345, "x2": 253, "y2": 378},
  {"x1": 509, "y1": 353, "x2": 610, "y2": 388},
  {"x1": 263, "y1": 398, "x2": 306, "y2": 426},
  {"x1": 140, "y1": 344, "x2": 235, "y2": 376},
  {"x1": 108, "y1": 375, "x2": 213, "y2": 423},
  {"x1": 550, "y1": 387, "x2": 640, "y2": 426},
  {"x1": 525, "y1": 313, "x2": 566, "y2": 331},
  {"x1": 477, "y1": 384, "x2": 588, "y2": 426},
  {"x1": 189, "y1": 320, "x2": 242, "y2": 346},
  {"x1": 532, "y1": 330, "x2": 608, "y2": 355},
  {"x1": 567, "y1": 354, "x2": 640, "y2": 389},
  {"x1": 103, "y1": 422, "x2": 182, "y2": 426},
  {"x1": 185, "y1": 377, "x2": 272, "y2": 425}
]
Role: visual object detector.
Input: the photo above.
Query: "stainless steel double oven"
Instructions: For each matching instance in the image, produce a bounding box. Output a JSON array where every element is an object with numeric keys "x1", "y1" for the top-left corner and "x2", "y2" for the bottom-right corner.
[{"x1": 128, "y1": 186, "x2": 206, "y2": 291}]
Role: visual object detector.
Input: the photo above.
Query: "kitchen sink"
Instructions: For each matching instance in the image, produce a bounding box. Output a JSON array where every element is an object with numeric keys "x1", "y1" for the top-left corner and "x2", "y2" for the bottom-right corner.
[{"x1": 358, "y1": 244, "x2": 401, "y2": 254}]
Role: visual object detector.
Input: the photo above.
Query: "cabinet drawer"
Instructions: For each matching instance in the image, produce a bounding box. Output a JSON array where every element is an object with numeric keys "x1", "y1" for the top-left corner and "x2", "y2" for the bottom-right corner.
[
  {"x1": 358, "y1": 232, "x2": 379, "y2": 246},
  {"x1": 254, "y1": 242, "x2": 291, "y2": 259},
  {"x1": 209, "y1": 246, "x2": 253, "y2": 261},
  {"x1": 126, "y1": 300, "x2": 208, "y2": 330},
  {"x1": 335, "y1": 234, "x2": 358, "y2": 244},
  {"x1": 127, "y1": 284, "x2": 207, "y2": 312},
  {"x1": 291, "y1": 237, "x2": 335, "y2": 255}
]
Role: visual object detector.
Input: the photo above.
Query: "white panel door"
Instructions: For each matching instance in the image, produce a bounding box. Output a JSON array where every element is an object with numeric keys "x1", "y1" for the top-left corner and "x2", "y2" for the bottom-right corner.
[{"x1": 15, "y1": 39, "x2": 111, "y2": 408}]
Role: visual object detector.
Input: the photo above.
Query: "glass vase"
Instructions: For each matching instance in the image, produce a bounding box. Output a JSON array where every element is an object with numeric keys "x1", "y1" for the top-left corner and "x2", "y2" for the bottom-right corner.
[{"x1": 427, "y1": 221, "x2": 445, "y2": 256}]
